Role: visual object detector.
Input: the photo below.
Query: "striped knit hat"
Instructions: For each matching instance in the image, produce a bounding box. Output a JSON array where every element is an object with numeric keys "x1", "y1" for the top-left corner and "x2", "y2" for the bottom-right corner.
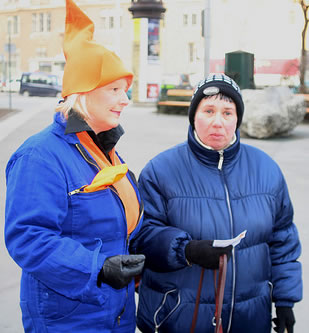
[{"x1": 188, "y1": 73, "x2": 244, "y2": 129}]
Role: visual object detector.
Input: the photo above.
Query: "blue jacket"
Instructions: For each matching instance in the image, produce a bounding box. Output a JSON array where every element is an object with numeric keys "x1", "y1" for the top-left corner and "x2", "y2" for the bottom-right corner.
[
  {"x1": 131, "y1": 126, "x2": 302, "y2": 333},
  {"x1": 5, "y1": 113, "x2": 143, "y2": 332}
]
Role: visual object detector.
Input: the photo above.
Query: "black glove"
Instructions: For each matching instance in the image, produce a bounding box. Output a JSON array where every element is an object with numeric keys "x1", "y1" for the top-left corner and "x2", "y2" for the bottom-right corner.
[
  {"x1": 273, "y1": 307, "x2": 295, "y2": 333},
  {"x1": 185, "y1": 240, "x2": 232, "y2": 269},
  {"x1": 97, "y1": 254, "x2": 145, "y2": 289}
]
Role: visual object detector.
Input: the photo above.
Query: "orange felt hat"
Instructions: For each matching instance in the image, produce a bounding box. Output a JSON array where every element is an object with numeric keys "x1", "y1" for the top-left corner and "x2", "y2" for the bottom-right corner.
[{"x1": 62, "y1": 0, "x2": 133, "y2": 98}]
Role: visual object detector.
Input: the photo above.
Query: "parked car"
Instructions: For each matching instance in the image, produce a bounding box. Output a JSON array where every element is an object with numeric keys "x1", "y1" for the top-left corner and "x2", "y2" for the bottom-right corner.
[
  {"x1": 20, "y1": 72, "x2": 62, "y2": 97},
  {"x1": 1, "y1": 78, "x2": 21, "y2": 92}
]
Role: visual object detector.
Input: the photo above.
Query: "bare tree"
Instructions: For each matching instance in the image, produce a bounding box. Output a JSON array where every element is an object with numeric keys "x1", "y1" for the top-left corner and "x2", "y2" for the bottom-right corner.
[{"x1": 295, "y1": 0, "x2": 309, "y2": 93}]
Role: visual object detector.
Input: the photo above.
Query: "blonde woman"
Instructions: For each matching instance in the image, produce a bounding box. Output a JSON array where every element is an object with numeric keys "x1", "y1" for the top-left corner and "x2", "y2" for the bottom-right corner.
[{"x1": 5, "y1": 0, "x2": 144, "y2": 332}]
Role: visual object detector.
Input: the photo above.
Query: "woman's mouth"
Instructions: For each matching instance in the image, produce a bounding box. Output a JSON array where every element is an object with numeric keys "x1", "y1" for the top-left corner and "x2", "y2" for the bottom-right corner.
[
  {"x1": 111, "y1": 110, "x2": 121, "y2": 116},
  {"x1": 210, "y1": 133, "x2": 223, "y2": 138}
]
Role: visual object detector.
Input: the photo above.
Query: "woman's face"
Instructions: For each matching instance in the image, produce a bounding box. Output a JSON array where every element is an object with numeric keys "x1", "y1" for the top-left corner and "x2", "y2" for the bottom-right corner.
[
  {"x1": 85, "y1": 78, "x2": 129, "y2": 133},
  {"x1": 194, "y1": 95, "x2": 237, "y2": 151}
]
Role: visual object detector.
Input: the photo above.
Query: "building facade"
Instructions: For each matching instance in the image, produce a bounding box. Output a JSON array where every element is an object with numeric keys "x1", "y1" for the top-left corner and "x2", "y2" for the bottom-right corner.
[
  {"x1": 0, "y1": 0, "x2": 138, "y2": 83},
  {"x1": 0, "y1": 0, "x2": 304, "y2": 91}
]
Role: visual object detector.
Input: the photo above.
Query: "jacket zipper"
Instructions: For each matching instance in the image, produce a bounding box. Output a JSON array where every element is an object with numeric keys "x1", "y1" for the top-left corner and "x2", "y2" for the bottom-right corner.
[
  {"x1": 218, "y1": 151, "x2": 235, "y2": 333},
  {"x1": 224, "y1": 183, "x2": 235, "y2": 333},
  {"x1": 75, "y1": 143, "x2": 100, "y2": 171},
  {"x1": 68, "y1": 186, "x2": 86, "y2": 196},
  {"x1": 117, "y1": 287, "x2": 128, "y2": 325},
  {"x1": 118, "y1": 193, "x2": 145, "y2": 325},
  {"x1": 74, "y1": 142, "x2": 141, "y2": 325},
  {"x1": 107, "y1": 184, "x2": 129, "y2": 325},
  {"x1": 218, "y1": 150, "x2": 224, "y2": 170}
]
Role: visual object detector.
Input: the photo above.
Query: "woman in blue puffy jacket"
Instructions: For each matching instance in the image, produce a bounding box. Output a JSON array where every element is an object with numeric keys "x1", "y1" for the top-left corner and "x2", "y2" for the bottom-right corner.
[
  {"x1": 130, "y1": 73, "x2": 302, "y2": 333},
  {"x1": 5, "y1": 1, "x2": 144, "y2": 332}
]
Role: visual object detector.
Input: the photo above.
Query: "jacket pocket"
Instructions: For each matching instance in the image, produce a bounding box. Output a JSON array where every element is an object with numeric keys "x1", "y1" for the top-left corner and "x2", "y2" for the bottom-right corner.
[
  {"x1": 69, "y1": 188, "x2": 125, "y2": 246},
  {"x1": 38, "y1": 282, "x2": 82, "y2": 322},
  {"x1": 68, "y1": 164, "x2": 128, "y2": 195}
]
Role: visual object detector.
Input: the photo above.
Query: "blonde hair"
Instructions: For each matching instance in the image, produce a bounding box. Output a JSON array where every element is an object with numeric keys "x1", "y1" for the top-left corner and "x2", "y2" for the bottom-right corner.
[{"x1": 55, "y1": 93, "x2": 89, "y2": 120}]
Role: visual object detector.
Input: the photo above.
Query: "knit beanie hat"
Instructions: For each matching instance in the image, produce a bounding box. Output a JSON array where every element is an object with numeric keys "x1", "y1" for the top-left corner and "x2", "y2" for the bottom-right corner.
[
  {"x1": 62, "y1": 0, "x2": 133, "y2": 98},
  {"x1": 188, "y1": 73, "x2": 244, "y2": 129}
]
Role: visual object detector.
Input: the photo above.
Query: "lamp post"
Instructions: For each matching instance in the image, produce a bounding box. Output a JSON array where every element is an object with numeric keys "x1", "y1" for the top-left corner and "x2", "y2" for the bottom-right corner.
[
  {"x1": 204, "y1": 0, "x2": 211, "y2": 77},
  {"x1": 128, "y1": 0, "x2": 166, "y2": 102},
  {"x1": 128, "y1": 0, "x2": 166, "y2": 19},
  {"x1": 8, "y1": 21, "x2": 12, "y2": 110}
]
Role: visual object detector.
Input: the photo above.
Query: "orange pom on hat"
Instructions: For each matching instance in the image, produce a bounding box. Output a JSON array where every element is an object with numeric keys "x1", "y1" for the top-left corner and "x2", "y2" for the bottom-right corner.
[{"x1": 62, "y1": 0, "x2": 133, "y2": 98}]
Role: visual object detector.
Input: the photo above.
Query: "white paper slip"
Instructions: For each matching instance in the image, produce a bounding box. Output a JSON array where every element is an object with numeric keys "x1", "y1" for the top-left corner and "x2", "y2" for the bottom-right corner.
[{"x1": 213, "y1": 230, "x2": 247, "y2": 248}]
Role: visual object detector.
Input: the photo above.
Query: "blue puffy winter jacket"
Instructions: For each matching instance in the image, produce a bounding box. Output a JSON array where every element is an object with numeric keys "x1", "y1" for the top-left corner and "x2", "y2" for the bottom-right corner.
[
  {"x1": 5, "y1": 112, "x2": 143, "y2": 332},
  {"x1": 131, "y1": 126, "x2": 302, "y2": 333}
]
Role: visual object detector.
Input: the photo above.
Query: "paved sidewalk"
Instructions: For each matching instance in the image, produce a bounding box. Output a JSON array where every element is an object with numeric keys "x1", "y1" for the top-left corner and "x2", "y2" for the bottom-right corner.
[{"x1": 0, "y1": 94, "x2": 308, "y2": 332}]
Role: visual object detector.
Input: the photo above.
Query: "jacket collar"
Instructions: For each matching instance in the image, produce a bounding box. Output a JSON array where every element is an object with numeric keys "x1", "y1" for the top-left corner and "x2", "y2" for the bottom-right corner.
[
  {"x1": 53, "y1": 111, "x2": 124, "y2": 152},
  {"x1": 65, "y1": 110, "x2": 91, "y2": 134},
  {"x1": 187, "y1": 125, "x2": 240, "y2": 168}
]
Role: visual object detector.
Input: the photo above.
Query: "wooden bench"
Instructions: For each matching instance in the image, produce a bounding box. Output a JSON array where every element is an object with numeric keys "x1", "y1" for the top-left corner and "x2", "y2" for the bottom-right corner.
[
  {"x1": 157, "y1": 88, "x2": 193, "y2": 114},
  {"x1": 167, "y1": 89, "x2": 193, "y2": 97},
  {"x1": 157, "y1": 100, "x2": 190, "y2": 107}
]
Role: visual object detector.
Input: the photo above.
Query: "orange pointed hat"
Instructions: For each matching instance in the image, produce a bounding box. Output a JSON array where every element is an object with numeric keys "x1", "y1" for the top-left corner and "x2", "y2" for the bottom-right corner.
[{"x1": 62, "y1": 0, "x2": 133, "y2": 98}]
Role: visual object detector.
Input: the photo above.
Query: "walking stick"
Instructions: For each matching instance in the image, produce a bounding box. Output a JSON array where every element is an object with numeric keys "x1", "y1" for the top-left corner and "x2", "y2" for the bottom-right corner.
[
  {"x1": 190, "y1": 254, "x2": 227, "y2": 333},
  {"x1": 213, "y1": 254, "x2": 227, "y2": 333},
  {"x1": 190, "y1": 268, "x2": 205, "y2": 333}
]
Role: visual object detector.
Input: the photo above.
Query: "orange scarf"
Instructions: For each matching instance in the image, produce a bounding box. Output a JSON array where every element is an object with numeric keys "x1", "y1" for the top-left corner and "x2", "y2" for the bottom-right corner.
[{"x1": 76, "y1": 131, "x2": 139, "y2": 235}]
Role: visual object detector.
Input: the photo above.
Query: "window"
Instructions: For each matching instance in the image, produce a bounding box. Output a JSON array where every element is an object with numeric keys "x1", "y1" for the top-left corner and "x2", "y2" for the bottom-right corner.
[
  {"x1": 32, "y1": 13, "x2": 37, "y2": 32},
  {"x1": 109, "y1": 16, "x2": 114, "y2": 29},
  {"x1": 39, "y1": 13, "x2": 44, "y2": 32},
  {"x1": 183, "y1": 14, "x2": 188, "y2": 26},
  {"x1": 189, "y1": 43, "x2": 194, "y2": 63},
  {"x1": 100, "y1": 16, "x2": 116, "y2": 30},
  {"x1": 36, "y1": 47, "x2": 47, "y2": 58},
  {"x1": 31, "y1": 12, "x2": 51, "y2": 33},
  {"x1": 101, "y1": 17, "x2": 106, "y2": 29},
  {"x1": 13, "y1": 16, "x2": 18, "y2": 33},
  {"x1": 46, "y1": 13, "x2": 51, "y2": 32},
  {"x1": 7, "y1": 16, "x2": 19, "y2": 34},
  {"x1": 100, "y1": 8, "x2": 123, "y2": 31},
  {"x1": 183, "y1": 12, "x2": 199, "y2": 28},
  {"x1": 192, "y1": 14, "x2": 197, "y2": 25},
  {"x1": 7, "y1": 20, "x2": 12, "y2": 34}
]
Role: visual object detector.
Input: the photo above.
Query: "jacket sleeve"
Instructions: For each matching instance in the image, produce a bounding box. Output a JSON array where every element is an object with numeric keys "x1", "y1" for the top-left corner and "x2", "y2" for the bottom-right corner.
[
  {"x1": 5, "y1": 152, "x2": 106, "y2": 306},
  {"x1": 268, "y1": 174, "x2": 302, "y2": 307},
  {"x1": 130, "y1": 160, "x2": 191, "y2": 272}
]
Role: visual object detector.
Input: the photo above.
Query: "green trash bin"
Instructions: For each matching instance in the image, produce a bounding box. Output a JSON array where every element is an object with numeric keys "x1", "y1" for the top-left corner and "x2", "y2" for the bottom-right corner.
[{"x1": 225, "y1": 51, "x2": 255, "y2": 89}]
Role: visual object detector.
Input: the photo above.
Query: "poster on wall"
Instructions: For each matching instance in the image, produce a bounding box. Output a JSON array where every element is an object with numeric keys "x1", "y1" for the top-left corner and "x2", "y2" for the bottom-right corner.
[
  {"x1": 147, "y1": 83, "x2": 159, "y2": 99},
  {"x1": 148, "y1": 19, "x2": 160, "y2": 62}
]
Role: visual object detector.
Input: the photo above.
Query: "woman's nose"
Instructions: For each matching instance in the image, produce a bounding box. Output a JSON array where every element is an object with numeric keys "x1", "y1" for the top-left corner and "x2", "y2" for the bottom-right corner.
[
  {"x1": 213, "y1": 112, "x2": 223, "y2": 126},
  {"x1": 120, "y1": 90, "x2": 129, "y2": 105}
]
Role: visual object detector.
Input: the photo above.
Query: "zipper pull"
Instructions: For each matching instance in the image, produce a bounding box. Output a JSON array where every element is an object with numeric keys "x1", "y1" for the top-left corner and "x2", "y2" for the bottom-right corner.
[
  {"x1": 218, "y1": 150, "x2": 224, "y2": 170},
  {"x1": 68, "y1": 188, "x2": 81, "y2": 196},
  {"x1": 68, "y1": 185, "x2": 87, "y2": 196},
  {"x1": 117, "y1": 315, "x2": 121, "y2": 325}
]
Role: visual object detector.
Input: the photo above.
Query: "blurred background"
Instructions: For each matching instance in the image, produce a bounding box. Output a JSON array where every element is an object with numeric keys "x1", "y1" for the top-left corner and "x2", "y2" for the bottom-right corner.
[
  {"x1": 0, "y1": 1, "x2": 308, "y2": 332},
  {"x1": 0, "y1": 0, "x2": 308, "y2": 100}
]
